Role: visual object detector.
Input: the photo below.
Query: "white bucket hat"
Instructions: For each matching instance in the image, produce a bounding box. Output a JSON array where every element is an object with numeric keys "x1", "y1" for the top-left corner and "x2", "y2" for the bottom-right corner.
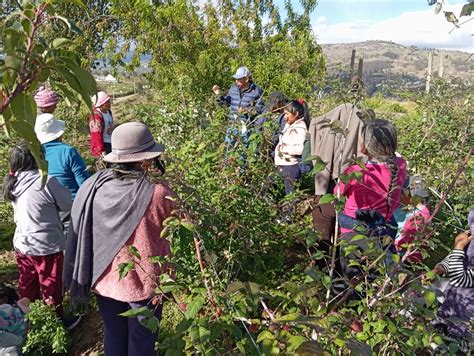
[{"x1": 34, "y1": 113, "x2": 65, "y2": 144}]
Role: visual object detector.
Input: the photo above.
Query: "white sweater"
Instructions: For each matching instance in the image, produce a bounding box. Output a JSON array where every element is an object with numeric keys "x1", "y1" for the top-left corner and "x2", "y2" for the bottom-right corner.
[{"x1": 274, "y1": 119, "x2": 307, "y2": 166}]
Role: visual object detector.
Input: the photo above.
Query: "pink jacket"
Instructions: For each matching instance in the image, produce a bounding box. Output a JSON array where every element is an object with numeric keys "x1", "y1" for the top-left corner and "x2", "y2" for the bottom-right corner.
[{"x1": 93, "y1": 184, "x2": 174, "y2": 302}]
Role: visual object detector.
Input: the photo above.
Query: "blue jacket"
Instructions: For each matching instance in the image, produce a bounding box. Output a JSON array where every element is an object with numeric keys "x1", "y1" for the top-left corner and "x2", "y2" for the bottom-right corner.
[
  {"x1": 42, "y1": 141, "x2": 90, "y2": 200},
  {"x1": 219, "y1": 82, "x2": 265, "y2": 123}
]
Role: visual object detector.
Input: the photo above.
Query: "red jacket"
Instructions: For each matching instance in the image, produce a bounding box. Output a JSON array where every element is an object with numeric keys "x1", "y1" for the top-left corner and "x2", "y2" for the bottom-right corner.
[{"x1": 89, "y1": 109, "x2": 112, "y2": 157}]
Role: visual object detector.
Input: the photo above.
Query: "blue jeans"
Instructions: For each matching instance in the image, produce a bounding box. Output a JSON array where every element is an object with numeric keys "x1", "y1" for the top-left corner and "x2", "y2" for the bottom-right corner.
[
  {"x1": 96, "y1": 294, "x2": 163, "y2": 356},
  {"x1": 277, "y1": 164, "x2": 301, "y2": 194}
]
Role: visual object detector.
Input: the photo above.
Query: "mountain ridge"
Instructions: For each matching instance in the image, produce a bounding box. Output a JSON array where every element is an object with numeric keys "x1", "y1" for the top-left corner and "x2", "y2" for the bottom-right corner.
[{"x1": 320, "y1": 40, "x2": 472, "y2": 94}]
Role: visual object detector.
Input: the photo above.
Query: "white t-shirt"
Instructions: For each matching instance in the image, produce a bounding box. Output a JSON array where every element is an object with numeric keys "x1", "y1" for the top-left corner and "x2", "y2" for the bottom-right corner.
[{"x1": 101, "y1": 111, "x2": 113, "y2": 143}]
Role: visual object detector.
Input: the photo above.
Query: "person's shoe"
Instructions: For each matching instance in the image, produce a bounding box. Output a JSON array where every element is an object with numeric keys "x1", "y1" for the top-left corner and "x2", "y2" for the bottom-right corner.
[{"x1": 61, "y1": 315, "x2": 82, "y2": 331}]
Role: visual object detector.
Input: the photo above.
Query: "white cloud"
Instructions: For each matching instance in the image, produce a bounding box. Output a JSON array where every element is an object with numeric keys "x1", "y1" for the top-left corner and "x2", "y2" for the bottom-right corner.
[
  {"x1": 313, "y1": 4, "x2": 473, "y2": 52},
  {"x1": 315, "y1": 16, "x2": 326, "y2": 25}
]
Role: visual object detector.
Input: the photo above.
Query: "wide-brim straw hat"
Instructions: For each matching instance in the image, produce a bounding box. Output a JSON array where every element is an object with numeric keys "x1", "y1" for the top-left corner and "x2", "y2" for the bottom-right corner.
[
  {"x1": 104, "y1": 122, "x2": 164, "y2": 163},
  {"x1": 34, "y1": 113, "x2": 65, "y2": 144}
]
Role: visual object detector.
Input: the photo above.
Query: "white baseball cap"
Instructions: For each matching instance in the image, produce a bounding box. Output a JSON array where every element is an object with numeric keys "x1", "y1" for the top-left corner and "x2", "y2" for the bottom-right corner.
[{"x1": 232, "y1": 66, "x2": 251, "y2": 79}]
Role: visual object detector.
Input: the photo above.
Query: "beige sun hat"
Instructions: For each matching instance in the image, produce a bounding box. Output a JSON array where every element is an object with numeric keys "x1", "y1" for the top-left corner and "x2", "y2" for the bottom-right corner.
[
  {"x1": 103, "y1": 122, "x2": 164, "y2": 163},
  {"x1": 34, "y1": 113, "x2": 65, "y2": 144}
]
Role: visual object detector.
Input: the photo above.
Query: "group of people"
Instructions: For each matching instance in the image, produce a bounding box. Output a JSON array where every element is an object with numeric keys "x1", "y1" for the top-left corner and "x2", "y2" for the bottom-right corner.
[
  {"x1": 0, "y1": 67, "x2": 472, "y2": 355},
  {"x1": 214, "y1": 66, "x2": 473, "y2": 345},
  {"x1": 1, "y1": 87, "x2": 173, "y2": 355}
]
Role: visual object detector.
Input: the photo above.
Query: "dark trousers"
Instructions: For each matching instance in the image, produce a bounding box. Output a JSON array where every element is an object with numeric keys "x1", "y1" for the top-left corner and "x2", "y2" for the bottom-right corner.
[
  {"x1": 16, "y1": 251, "x2": 64, "y2": 315},
  {"x1": 311, "y1": 195, "x2": 337, "y2": 242},
  {"x1": 104, "y1": 142, "x2": 112, "y2": 154},
  {"x1": 277, "y1": 164, "x2": 301, "y2": 194},
  {"x1": 95, "y1": 294, "x2": 163, "y2": 356}
]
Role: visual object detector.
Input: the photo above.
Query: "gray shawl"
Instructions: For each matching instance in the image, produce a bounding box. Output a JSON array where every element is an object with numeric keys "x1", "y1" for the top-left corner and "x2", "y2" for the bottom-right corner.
[
  {"x1": 63, "y1": 169, "x2": 155, "y2": 303},
  {"x1": 309, "y1": 103, "x2": 365, "y2": 195}
]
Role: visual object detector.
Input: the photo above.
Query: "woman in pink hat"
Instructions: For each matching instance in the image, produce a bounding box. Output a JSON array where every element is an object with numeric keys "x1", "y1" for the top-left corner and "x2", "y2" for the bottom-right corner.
[
  {"x1": 34, "y1": 86, "x2": 60, "y2": 114},
  {"x1": 90, "y1": 91, "x2": 113, "y2": 158}
]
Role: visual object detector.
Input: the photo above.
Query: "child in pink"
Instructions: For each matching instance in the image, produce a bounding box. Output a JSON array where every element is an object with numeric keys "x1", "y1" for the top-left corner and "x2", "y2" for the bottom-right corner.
[
  {"x1": 337, "y1": 119, "x2": 407, "y2": 234},
  {"x1": 393, "y1": 176, "x2": 431, "y2": 263}
]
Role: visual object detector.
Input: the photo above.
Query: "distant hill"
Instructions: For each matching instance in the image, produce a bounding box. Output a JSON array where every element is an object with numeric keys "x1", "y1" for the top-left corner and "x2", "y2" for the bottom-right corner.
[{"x1": 320, "y1": 40, "x2": 473, "y2": 94}]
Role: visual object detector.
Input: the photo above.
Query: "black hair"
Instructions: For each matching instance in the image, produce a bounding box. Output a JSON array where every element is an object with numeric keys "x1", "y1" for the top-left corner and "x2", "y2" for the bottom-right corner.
[
  {"x1": 361, "y1": 119, "x2": 399, "y2": 217},
  {"x1": 286, "y1": 100, "x2": 310, "y2": 128},
  {"x1": 0, "y1": 283, "x2": 19, "y2": 304},
  {"x1": 110, "y1": 157, "x2": 165, "y2": 179},
  {"x1": 267, "y1": 91, "x2": 288, "y2": 112},
  {"x1": 2, "y1": 142, "x2": 38, "y2": 202}
]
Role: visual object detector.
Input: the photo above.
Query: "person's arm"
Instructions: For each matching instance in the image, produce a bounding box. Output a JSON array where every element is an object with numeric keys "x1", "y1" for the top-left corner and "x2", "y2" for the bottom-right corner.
[
  {"x1": 47, "y1": 177, "x2": 72, "y2": 211},
  {"x1": 215, "y1": 86, "x2": 231, "y2": 106},
  {"x1": 435, "y1": 231, "x2": 473, "y2": 287},
  {"x1": 279, "y1": 127, "x2": 306, "y2": 156},
  {"x1": 68, "y1": 148, "x2": 90, "y2": 187},
  {"x1": 301, "y1": 132, "x2": 312, "y2": 163},
  {"x1": 90, "y1": 111, "x2": 105, "y2": 157},
  {"x1": 253, "y1": 88, "x2": 265, "y2": 115}
]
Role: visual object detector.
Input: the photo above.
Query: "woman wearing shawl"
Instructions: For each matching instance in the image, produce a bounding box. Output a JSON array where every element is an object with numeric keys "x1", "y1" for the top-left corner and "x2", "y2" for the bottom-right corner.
[{"x1": 64, "y1": 122, "x2": 174, "y2": 356}]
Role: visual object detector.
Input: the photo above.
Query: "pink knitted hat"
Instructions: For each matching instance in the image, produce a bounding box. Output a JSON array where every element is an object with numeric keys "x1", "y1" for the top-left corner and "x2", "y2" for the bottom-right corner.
[
  {"x1": 91, "y1": 91, "x2": 111, "y2": 108},
  {"x1": 34, "y1": 87, "x2": 59, "y2": 108}
]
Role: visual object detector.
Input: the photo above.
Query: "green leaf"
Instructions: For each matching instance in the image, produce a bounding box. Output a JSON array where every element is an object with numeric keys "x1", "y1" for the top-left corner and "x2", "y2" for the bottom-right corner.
[
  {"x1": 276, "y1": 313, "x2": 300, "y2": 322},
  {"x1": 128, "y1": 245, "x2": 141, "y2": 260},
  {"x1": 51, "y1": 15, "x2": 83, "y2": 34},
  {"x1": 256, "y1": 330, "x2": 274, "y2": 343},
  {"x1": 318, "y1": 194, "x2": 335, "y2": 205},
  {"x1": 288, "y1": 335, "x2": 308, "y2": 352},
  {"x1": 139, "y1": 316, "x2": 159, "y2": 333},
  {"x1": 8, "y1": 119, "x2": 48, "y2": 186},
  {"x1": 181, "y1": 221, "x2": 196, "y2": 232},
  {"x1": 10, "y1": 93, "x2": 36, "y2": 127},
  {"x1": 118, "y1": 261, "x2": 135, "y2": 279},
  {"x1": 189, "y1": 325, "x2": 210, "y2": 343},
  {"x1": 184, "y1": 295, "x2": 205, "y2": 319},
  {"x1": 120, "y1": 306, "x2": 153, "y2": 318},
  {"x1": 244, "y1": 281, "x2": 261, "y2": 306},
  {"x1": 226, "y1": 280, "x2": 245, "y2": 294},
  {"x1": 350, "y1": 234, "x2": 366, "y2": 242},
  {"x1": 4, "y1": 55, "x2": 22, "y2": 72},
  {"x1": 156, "y1": 283, "x2": 180, "y2": 293},
  {"x1": 423, "y1": 290, "x2": 436, "y2": 307},
  {"x1": 460, "y1": 3, "x2": 474, "y2": 17},
  {"x1": 51, "y1": 38, "x2": 73, "y2": 49}
]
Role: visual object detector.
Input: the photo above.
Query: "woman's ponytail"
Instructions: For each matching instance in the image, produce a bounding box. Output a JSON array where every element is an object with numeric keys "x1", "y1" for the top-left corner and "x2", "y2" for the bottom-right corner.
[
  {"x1": 1, "y1": 142, "x2": 38, "y2": 202},
  {"x1": 2, "y1": 173, "x2": 17, "y2": 202}
]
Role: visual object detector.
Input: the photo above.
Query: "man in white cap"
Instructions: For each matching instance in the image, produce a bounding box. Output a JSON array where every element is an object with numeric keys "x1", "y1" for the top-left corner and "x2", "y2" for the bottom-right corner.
[{"x1": 212, "y1": 66, "x2": 265, "y2": 148}]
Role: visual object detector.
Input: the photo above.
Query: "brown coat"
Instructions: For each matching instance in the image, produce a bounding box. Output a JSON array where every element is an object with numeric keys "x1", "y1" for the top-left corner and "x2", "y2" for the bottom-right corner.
[{"x1": 309, "y1": 103, "x2": 365, "y2": 195}]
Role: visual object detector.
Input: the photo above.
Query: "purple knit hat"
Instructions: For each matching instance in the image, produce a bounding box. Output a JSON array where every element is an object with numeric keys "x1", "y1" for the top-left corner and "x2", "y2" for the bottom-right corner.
[{"x1": 34, "y1": 86, "x2": 59, "y2": 108}]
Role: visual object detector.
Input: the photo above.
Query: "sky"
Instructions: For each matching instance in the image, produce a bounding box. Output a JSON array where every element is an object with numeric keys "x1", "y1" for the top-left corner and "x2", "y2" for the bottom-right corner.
[{"x1": 278, "y1": 0, "x2": 473, "y2": 52}]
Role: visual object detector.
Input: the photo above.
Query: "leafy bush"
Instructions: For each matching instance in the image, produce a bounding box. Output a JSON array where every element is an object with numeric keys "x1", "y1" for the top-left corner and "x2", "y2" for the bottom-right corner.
[
  {"x1": 23, "y1": 300, "x2": 70, "y2": 355},
  {"x1": 115, "y1": 89, "x2": 467, "y2": 353}
]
